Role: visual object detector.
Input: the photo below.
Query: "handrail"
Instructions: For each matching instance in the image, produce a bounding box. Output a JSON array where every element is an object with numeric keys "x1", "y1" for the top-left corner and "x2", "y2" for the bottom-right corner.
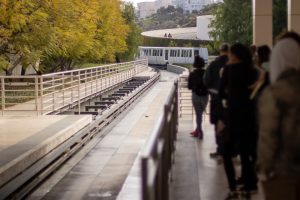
[
  {"x1": 166, "y1": 63, "x2": 193, "y2": 117},
  {"x1": 0, "y1": 59, "x2": 148, "y2": 116},
  {"x1": 141, "y1": 81, "x2": 178, "y2": 200}
]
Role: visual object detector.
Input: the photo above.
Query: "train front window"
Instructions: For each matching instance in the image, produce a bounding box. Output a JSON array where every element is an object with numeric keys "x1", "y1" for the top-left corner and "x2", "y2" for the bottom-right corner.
[{"x1": 165, "y1": 50, "x2": 169, "y2": 60}]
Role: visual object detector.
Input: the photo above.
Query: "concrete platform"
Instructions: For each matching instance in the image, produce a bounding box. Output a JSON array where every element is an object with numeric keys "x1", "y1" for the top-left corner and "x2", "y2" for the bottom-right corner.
[
  {"x1": 170, "y1": 115, "x2": 265, "y2": 200},
  {"x1": 0, "y1": 115, "x2": 92, "y2": 189}
]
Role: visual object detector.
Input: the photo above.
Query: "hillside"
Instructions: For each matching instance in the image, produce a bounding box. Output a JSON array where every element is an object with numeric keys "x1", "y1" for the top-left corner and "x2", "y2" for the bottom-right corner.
[{"x1": 138, "y1": 4, "x2": 216, "y2": 31}]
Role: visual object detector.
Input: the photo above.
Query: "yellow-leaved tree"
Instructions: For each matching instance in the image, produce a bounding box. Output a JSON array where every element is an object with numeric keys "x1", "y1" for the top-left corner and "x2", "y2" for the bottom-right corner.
[
  {"x1": 41, "y1": 0, "x2": 130, "y2": 72},
  {"x1": 0, "y1": 0, "x2": 53, "y2": 75},
  {"x1": 0, "y1": 0, "x2": 131, "y2": 74}
]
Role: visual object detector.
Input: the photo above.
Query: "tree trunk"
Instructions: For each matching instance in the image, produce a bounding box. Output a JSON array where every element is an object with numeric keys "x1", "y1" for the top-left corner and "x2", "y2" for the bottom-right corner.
[{"x1": 21, "y1": 67, "x2": 26, "y2": 76}]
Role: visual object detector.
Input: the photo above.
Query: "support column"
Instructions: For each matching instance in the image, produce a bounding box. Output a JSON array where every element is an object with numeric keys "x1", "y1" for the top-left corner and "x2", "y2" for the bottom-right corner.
[
  {"x1": 288, "y1": 0, "x2": 300, "y2": 34},
  {"x1": 253, "y1": 0, "x2": 273, "y2": 47}
]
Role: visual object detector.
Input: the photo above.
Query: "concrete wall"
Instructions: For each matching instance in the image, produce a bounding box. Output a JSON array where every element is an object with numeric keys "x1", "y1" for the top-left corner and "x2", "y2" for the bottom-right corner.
[{"x1": 167, "y1": 64, "x2": 189, "y2": 75}]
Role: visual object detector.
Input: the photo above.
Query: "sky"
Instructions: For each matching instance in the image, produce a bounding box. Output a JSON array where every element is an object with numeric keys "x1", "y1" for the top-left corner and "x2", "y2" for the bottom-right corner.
[{"x1": 123, "y1": 0, "x2": 155, "y2": 6}]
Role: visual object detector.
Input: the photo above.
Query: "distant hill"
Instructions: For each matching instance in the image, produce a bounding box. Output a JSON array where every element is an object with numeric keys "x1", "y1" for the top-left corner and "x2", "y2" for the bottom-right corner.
[{"x1": 138, "y1": 4, "x2": 216, "y2": 31}]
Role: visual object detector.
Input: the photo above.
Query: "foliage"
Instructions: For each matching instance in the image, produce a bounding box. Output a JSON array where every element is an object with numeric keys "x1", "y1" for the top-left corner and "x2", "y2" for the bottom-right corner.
[
  {"x1": 138, "y1": 5, "x2": 216, "y2": 31},
  {"x1": 209, "y1": 0, "x2": 288, "y2": 46},
  {"x1": 209, "y1": 0, "x2": 252, "y2": 45},
  {"x1": 273, "y1": 0, "x2": 287, "y2": 38},
  {"x1": 0, "y1": 0, "x2": 133, "y2": 75},
  {"x1": 118, "y1": 3, "x2": 142, "y2": 62},
  {"x1": 0, "y1": 0, "x2": 52, "y2": 75}
]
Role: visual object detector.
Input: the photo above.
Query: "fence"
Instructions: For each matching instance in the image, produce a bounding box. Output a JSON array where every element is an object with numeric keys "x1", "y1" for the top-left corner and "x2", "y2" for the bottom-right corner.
[
  {"x1": 141, "y1": 81, "x2": 178, "y2": 200},
  {"x1": 178, "y1": 75, "x2": 193, "y2": 117},
  {"x1": 0, "y1": 59, "x2": 148, "y2": 116},
  {"x1": 166, "y1": 64, "x2": 193, "y2": 117}
]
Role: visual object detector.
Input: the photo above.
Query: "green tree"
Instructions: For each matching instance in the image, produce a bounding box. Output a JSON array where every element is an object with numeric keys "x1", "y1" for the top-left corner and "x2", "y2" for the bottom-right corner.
[
  {"x1": 209, "y1": 0, "x2": 288, "y2": 47},
  {"x1": 118, "y1": 3, "x2": 142, "y2": 62},
  {"x1": 273, "y1": 0, "x2": 287, "y2": 38},
  {"x1": 209, "y1": 0, "x2": 252, "y2": 45}
]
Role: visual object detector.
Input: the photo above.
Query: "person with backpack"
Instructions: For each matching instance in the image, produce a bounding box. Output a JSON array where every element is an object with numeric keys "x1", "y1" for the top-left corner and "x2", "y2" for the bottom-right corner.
[
  {"x1": 188, "y1": 55, "x2": 208, "y2": 139},
  {"x1": 219, "y1": 43, "x2": 258, "y2": 199},
  {"x1": 257, "y1": 32, "x2": 300, "y2": 200},
  {"x1": 203, "y1": 43, "x2": 229, "y2": 158}
]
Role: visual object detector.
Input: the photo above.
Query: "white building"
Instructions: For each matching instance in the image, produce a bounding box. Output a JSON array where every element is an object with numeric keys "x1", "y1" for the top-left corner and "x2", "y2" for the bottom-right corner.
[
  {"x1": 196, "y1": 15, "x2": 213, "y2": 40},
  {"x1": 138, "y1": 0, "x2": 172, "y2": 18},
  {"x1": 172, "y1": 0, "x2": 215, "y2": 13},
  {"x1": 138, "y1": 2, "x2": 157, "y2": 18}
]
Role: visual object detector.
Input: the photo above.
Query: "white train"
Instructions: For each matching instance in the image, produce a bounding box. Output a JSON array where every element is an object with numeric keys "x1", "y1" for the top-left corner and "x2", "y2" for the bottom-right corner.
[{"x1": 139, "y1": 46, "x2": 208, "y2": 65}]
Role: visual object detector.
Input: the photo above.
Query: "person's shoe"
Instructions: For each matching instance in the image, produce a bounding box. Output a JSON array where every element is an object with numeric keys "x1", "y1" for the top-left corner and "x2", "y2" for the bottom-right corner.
[
  {"x1": 224, "y1": 191, "x2": 239, "y2": 200},
  {"x1": 239, "y1": 185, "x2": 258, "y2": 194},
  {"x1": 190, "y1": 130, "x2": 199, "y2": 137},
  {"x1": 209, "y1": 152, "x2": 219, "y2": 158},
  {"x1": 198, "y1": 131, "x2": 203, "y2": 139}
]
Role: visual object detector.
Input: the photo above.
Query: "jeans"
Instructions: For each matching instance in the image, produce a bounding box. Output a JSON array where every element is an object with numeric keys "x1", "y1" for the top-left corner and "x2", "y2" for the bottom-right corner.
[{"x1": 192, "y1": 92, "x2": 208, "y2": 133}]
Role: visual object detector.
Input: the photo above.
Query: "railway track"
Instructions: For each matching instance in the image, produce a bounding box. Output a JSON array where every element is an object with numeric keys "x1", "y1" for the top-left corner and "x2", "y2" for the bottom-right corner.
[{"x1": 1, "y1": 73, "x2": 160, "y2": 200}]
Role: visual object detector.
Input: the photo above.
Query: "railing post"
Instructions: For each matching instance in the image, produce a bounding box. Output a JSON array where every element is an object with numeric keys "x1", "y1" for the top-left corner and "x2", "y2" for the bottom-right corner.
[
  {"x1": 40, "y1": 77, "x2": 44, "y2": 115},
  {"x1": 78, "y1": 74, "x2": 81, "y2": 114},
  {"x1": 1, "y1": 77, "x2": 5, "y2": 116},
  {"x1": 62, "y1": 74, "x2": 65, "y2": 107},
  {"x1": 71, "y1": 72, "x2": 74, "y2": 103},
  {"x1": 52, "y1": 76, "x2": 55, "y2": 112},
  {"x1": 35, "y1": 77, "x2": 39, "y2": 116}
]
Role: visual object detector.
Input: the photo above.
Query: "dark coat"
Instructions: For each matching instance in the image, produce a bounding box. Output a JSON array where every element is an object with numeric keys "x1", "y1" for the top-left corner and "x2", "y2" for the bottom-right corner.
[
  {"x1": 203, "y1": 55, "x2": 228, "y2": 123},
  {"x1": 188, "y1": 68, "x2": 208, "y2": 96},
  {"x1": 203, "y1": 55, "x2": 228, "y2": 93},
  {"x1": 219, "y1": 63, "x2": 258, "y2": 141}
]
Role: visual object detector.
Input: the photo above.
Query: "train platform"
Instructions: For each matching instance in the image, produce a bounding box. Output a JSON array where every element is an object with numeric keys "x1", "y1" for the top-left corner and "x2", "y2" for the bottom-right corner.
[
  {"x1": 169, "y1": 115, "x2": 265, "y2": 200},
  {"x1": 0, "y1": 115, "x2": 92, "y2": 197}
]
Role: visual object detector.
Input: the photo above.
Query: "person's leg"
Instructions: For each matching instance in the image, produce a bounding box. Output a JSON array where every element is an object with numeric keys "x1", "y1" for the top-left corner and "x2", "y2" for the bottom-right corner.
[
  {"x1": 198, "y1": 95, "x2": 208, "y2": 138},
  {"x1": 240, "y1": 138, "x2": 257, "y2": 191},
  {"x1": 192, "y1": 93, "x2": 202, "y2": 135},
  {"x1": 210, "y1": 96, "x2": 222, "y2": 157},
  {"x1": 221, "y1": 140, "x2": 237, "y2": 192}
]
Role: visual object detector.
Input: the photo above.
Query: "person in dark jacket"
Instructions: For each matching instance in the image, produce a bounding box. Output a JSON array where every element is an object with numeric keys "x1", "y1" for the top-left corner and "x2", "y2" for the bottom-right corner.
[
  {"x1": 188, "y1": 55, "x2": 208, "y2": 139},
  {"x1": 219, "y1": 43, "x2": 259, "y2": 199},
  {"x1": 203, "y1": 43, "x2": 229, "y2": 158}
]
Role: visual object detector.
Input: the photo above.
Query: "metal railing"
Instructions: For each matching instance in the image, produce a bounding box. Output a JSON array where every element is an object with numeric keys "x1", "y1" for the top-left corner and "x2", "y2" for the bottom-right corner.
[
  {"x1": 0, "y1": 59, "x2": 148, "y2": 116},
  {"x1": 178, "y1": 75, "x2": 193, "y2": 117},
  {"x1": 141, "y1": 81, "x2": 178, "y2": 200}
]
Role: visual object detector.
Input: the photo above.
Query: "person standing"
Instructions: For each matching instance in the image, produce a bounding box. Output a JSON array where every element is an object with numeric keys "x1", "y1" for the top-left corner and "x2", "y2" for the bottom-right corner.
[
  {"x1": 203, "y1": 43, "x2": 229, "y2": 158},
  {"x1": 257, "y1": 32, "x2": 300, "y2": 200},
  {"x1": 188, "y1": 55, "x2": 208, "y2": 139},
  {"x1": 219, "y1": 43, "x2": 258, "y2": 199}
]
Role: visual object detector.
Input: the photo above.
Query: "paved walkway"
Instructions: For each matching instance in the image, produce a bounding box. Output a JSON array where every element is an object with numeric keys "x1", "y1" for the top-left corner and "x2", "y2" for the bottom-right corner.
[{"x1": 170, "y1": 115, "x2": 265, "y2": 200}]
